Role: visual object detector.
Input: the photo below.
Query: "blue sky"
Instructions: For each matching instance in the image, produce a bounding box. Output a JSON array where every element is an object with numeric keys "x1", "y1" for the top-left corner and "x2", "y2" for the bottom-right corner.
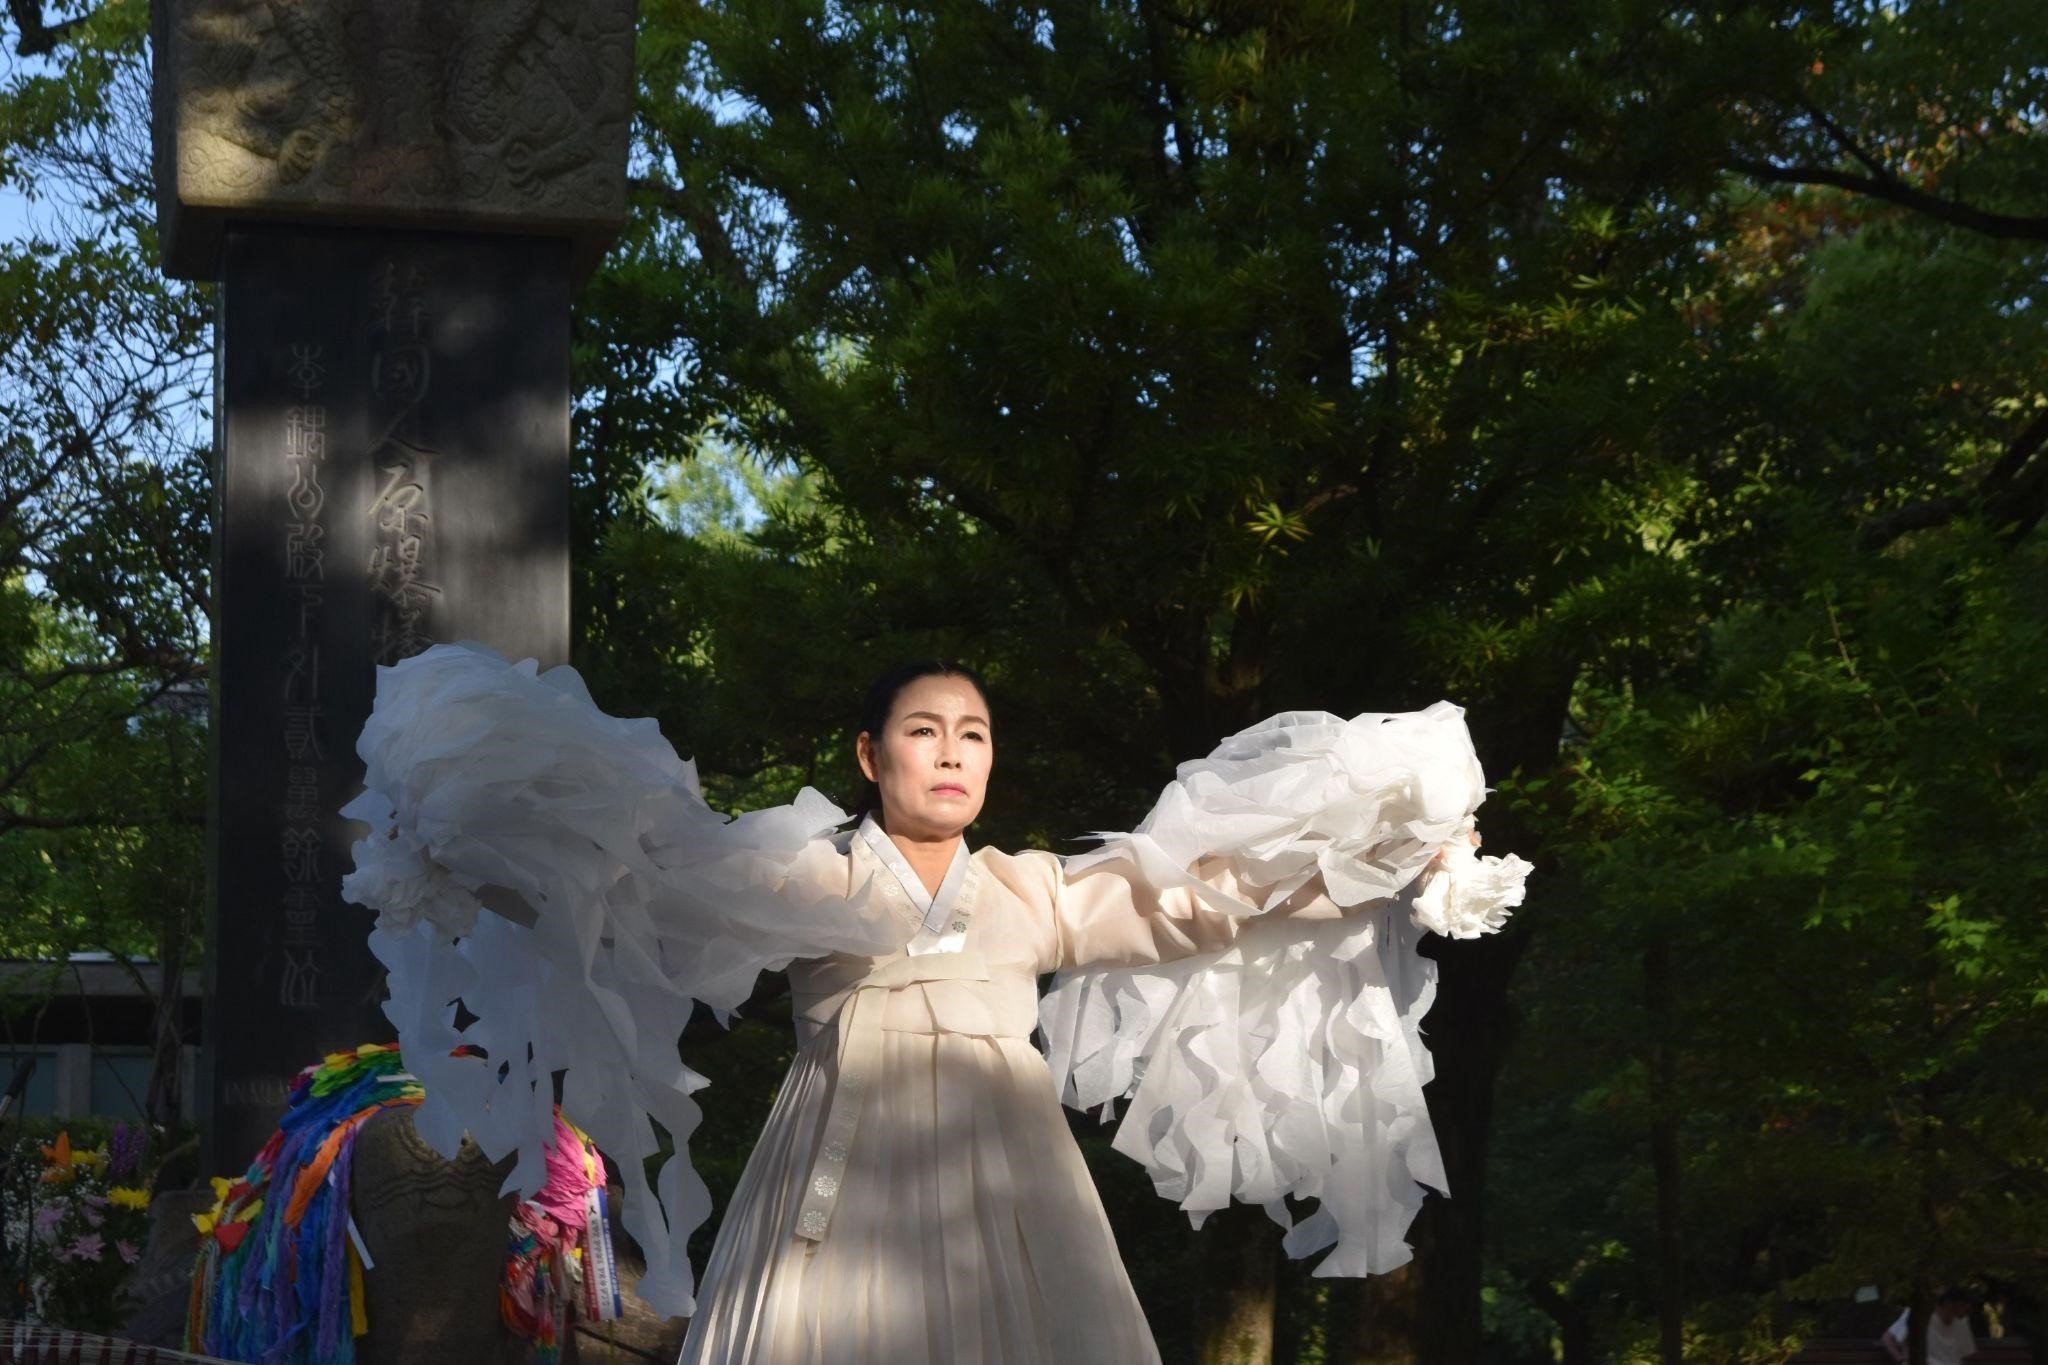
[
  {"x1": 1, "y1": 38, "x2": 48, "y2": 243},
  {"x1": 1, "y1": 185, "x2": 34, "y2": 242}
]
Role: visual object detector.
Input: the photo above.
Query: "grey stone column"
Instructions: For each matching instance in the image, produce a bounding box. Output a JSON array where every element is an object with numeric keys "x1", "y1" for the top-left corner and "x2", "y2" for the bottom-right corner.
[{"x1": 151, "y1": 0, "x2": 635, "y2": 1175}]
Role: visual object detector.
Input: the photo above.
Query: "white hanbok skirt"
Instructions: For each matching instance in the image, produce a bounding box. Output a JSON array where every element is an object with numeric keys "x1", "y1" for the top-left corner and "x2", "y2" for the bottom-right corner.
[{"x1": 677, "y1": 1024, "x2": 1161, "y2": 1365}]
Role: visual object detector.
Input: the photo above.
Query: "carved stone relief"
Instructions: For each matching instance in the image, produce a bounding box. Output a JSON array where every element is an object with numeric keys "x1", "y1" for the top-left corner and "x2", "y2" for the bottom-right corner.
[
  {"x1": 350, "y1": 1105, "x2": 528, "y2": 1365},
  {"x1": 153, "y1": 0, "x2": 635, "y2": 277}
]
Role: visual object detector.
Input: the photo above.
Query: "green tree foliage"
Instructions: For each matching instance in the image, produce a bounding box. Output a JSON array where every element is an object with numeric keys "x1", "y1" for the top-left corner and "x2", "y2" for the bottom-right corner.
[
  {"x1": 1496, "y1": 528, "x2": 2048, "y2": 1365},
  {"x1": 1720, "y1": 0, "x2": 2048, "y2": 246},
  {"x1": 1488, "y1": 79, "x2": 2047, "y2": 1365},
  {"x1": 2, "y1": 0, "x2": 211, "y2": 1126}
]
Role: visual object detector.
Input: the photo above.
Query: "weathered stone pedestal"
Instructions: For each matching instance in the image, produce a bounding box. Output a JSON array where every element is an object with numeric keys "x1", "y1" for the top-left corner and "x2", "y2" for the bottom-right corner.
[
  {"x1": 149, "y1": 0, "x2": 634, "y2": 1180},
  {"x1": 351, "y1": 1106, "x2": 527, "y2": 1365}
]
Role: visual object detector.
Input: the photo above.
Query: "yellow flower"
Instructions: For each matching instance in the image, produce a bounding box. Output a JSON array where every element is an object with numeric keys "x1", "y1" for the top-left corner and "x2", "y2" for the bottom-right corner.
[
  {"x1": 72, "y1": 1147, "x2": 107, "y2": 1171},
  {"x1": 193, "y1": 1174, "x2": 235, "y2": 1235},
  {"x1": 109, "y1": 1185, "x2": 152, "y2": 1210}
]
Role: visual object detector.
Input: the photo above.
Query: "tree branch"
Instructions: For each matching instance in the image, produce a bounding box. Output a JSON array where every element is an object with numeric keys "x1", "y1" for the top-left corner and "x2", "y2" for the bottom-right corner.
[
  {"x1": 0, "y1": 810, "x2": 204, "y2": 833},
  {"x1": 941, "y1": 479, "x2": 1099, "y2": 624},
  {"x1": 1978, "y1": 404, "x2": 2048, "y2": 489},
  {"x1": 94, "y1": 944, "x2": 162, "y2": 1010},
  {"x1": 1727, "y1": 158, "x2": 2048, "y2": 243},
  {"x1": 1859, "y1": 407, "x2": 2048, "y2": 549},
  {"x1": 6, "y1": 0, "x2": 93, "y2": 57},
  {"x1": 20, "y1": 655, "x2": 199, "y2": 693},
  {"x1": 1138, "y1": 0, "x2": 1200, "y2": 186},
  {"x1": 1796, "y1": 96, "x2": 1894, "y2": 184},
  {"x1": 628, "y1": 172, "x2": 756, "y2": 303},
  {"x1": 0, "y1": 403, "x2": 114, "y2": 531}
]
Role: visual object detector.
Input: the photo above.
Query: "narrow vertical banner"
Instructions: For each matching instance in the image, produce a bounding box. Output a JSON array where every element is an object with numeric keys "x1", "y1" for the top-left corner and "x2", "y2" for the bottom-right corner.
[
  {"x1": 204, "y1": 227, "x2": 571, "y2": 1176},
  {"x1": 582, "y1": 1185, "x2": 624, "y2": 1323}
]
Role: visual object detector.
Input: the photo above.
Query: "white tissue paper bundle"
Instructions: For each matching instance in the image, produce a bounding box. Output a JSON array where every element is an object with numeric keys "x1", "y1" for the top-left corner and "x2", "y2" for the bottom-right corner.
[
  {"x1": 343, "y1": 643, "x2": 900, "y2": 1317},
  {"x1": 1041, "y1": 703, "x2": 1530, "y2": 1277},
  {"x1": 1413, "y1": 832, "x2": 1533, "y2": 939}
]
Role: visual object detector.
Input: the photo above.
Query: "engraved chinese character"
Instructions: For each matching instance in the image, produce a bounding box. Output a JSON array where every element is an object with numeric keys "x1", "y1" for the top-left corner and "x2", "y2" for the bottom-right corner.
[
  {"x1": 371, "y1": 617, "x2": 434, "y2": 666},
  {"x1": 281, "y1": 642, "x2": 320, "y2": 705},
  {"x1": 296, "y1": 584, "x2": 323, "y2": 638},
  {"x1": 372, "y1": 342, "x2": 432, "y2": 406},
  {"x1": 370, "y1": 479, "x2": 428, "y2": 541},
  {"x1": 286, "y1": 345, "x2": 327, "y2": 398},
  {"x1": 374, "y1": 260, "x2": 400, "y2": 331},
  {"x1": 280, "y1": 826, "x2": 321, "y2": 883},
  {"x1": 287, "y1": 459, "x2": 326, "y2": 523},
  {"x1": 279, "y1": 949, "x2": 321, "y2": 1008},
  {"x1": 285, "y1": 405, "x2": 328, "y2": 462},
  {"x1": 284, "y1": 520, "x2": 325, "y2": 582},
  {"x1": 283, "y1": 704, "x2": 325, "y2": 762}
]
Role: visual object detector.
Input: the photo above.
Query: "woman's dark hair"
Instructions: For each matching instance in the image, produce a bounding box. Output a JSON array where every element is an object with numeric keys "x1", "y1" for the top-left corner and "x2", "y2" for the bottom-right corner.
[{"x1": 853, "y1": 658, "x2": 991, "y2": 819}]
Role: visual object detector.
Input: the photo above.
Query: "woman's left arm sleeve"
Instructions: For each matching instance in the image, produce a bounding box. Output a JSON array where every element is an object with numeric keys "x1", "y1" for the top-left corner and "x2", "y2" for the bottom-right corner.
[
  {"x1": 1049, "y1": 702, "x2": 1530, "y2": 971},
  {"x1": 1050, "y1": 854, "x2": 1342, "y2": 973}
]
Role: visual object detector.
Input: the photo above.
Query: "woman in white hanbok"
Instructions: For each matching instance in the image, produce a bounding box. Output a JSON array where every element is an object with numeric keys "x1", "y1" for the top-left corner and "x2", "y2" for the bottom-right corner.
[{"x1": 342, "y1": 647, "x2": 1529, "y2": 1365}]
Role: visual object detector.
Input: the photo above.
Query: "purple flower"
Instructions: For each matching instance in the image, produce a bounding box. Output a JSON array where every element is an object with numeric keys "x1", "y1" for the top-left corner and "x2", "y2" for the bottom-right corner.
[
  {"x1": 62, "y1": 1231, "x2": 104, "y2": 1263},
  {"x1": 116, "y1": 1239, "x2": 140, "y2": 1265},
  {"x1": 108, "y1": 1122, "x2": 146, "y2": 1180},
  {"x1": 32, "y1": 1205, "x2": 63, "y2": 1238}
]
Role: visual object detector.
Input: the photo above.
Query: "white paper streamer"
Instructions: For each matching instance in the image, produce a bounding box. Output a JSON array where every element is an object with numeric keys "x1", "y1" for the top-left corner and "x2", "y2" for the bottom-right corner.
[
  {"x1": 342, "y1": 643, "x2": 902, "y2": 1317},
  {"x1": 1042, "y1": 704, "x2": 1530, "y2": 1276}
]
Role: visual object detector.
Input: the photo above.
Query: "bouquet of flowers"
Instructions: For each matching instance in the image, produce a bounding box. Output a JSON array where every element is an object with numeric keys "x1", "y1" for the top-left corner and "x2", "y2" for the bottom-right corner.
[{"x1": 10, "y1": 1121, "x2": 155, "y2": 1332}]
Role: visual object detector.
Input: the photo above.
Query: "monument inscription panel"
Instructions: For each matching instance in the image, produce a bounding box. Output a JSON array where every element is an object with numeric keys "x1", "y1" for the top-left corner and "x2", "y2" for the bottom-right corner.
[{"x1": 204, "y1": 227, "x2": 570, "y2": 1172}]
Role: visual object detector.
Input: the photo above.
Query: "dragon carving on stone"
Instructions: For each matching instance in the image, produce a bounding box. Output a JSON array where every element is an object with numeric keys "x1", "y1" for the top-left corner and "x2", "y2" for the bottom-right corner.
[{"x1": 164, "y1": 0, "x2": 631, "y2": 219}]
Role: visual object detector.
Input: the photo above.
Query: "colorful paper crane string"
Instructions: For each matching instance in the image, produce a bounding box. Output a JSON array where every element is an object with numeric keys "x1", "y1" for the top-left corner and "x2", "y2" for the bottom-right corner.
[
  {"x1": 185, "y1": 1043, "x2": 613, "y2": 1365},
  {"x1": 500, "y1": 1112, "x2": 614, "y2": 1364}
]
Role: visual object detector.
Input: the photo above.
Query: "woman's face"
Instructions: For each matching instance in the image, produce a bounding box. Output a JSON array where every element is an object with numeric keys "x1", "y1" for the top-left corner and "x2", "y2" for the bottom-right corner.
[{"x1": 856, "y1": 674, "x2": 992, "y2": 841}]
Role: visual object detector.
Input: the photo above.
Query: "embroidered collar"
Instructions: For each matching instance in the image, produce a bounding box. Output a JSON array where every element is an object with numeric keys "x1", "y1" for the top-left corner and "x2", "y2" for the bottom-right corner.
[{"x1": 857, "y1": 813, "x2": 969, "y2": 937}]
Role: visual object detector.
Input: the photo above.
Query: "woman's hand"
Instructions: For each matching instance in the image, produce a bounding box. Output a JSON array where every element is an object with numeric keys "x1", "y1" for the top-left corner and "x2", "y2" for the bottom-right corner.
[{"x1": 1431, "y1": 826, "x2": 1482, "y2": 867}]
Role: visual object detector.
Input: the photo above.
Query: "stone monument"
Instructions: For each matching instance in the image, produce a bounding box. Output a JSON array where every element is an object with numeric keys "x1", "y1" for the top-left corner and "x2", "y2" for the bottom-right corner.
[
  {"x1": 150, "y1": 0, "x2": 636, "y2": 1176},
  {"x1": 350, "y1": 1107, "x2": 527, "y2": 1365}
]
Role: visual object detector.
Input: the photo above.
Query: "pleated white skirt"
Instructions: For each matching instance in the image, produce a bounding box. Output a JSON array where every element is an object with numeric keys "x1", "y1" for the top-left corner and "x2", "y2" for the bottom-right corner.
[{"x1": 677, "y1": 1026, "x2": 1162, "y2": 1365}]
